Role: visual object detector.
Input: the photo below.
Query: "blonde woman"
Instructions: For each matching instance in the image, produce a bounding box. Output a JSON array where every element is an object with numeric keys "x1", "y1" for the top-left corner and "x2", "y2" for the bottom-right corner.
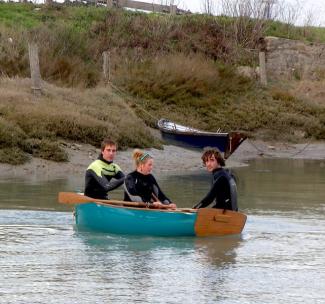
[{"x1": 124, "y1": 149, "x2": 176, "y2": 209}]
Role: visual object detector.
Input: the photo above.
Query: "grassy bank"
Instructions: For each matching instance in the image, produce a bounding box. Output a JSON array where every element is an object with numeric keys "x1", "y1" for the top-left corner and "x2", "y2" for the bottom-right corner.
[
  {"x1": 2, "y1": 3, "x2": 325, "y2": 87},
  {"x1": 0, "y1": 3, "x2": 325, "y2": 165},
  {"x1": 0, "y1": 77, "x2": 160, "y2": 164},
  {"x1": 115, "y1": 54, "x2": 325, "y2": 140}
]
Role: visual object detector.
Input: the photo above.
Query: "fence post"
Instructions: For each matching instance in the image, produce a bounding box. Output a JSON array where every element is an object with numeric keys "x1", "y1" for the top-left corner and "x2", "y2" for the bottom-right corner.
[
  {"x1": 259, "y1": 51, "x2": 267, "y2": 86},
  {"x1": 28, "y1": 42, "x2": 42, "y2": 96},
  {"x1": 103, "y1": 51, "x2": 111, "y2": 84},
  {"x1": 107, "y1": 0, "x2": 113, "y2": 7},
  {"x1": 170, "y1": 4, "x2": 177, "y2": 14}
]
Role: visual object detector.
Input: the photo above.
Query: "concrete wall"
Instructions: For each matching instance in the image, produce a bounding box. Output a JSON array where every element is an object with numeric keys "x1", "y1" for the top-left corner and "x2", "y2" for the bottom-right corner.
[
  {"x1": 103, "y1": 0, "x2": 189, "y2": 14},
  {"x1": 264, "y1": 36, "x2": 325, "y2": 81}
]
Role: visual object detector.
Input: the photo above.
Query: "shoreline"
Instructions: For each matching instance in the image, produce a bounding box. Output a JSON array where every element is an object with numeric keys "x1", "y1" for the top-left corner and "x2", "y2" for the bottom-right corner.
[{"x1": 1, "y1": 139, "x2": 325, "y2": 181}]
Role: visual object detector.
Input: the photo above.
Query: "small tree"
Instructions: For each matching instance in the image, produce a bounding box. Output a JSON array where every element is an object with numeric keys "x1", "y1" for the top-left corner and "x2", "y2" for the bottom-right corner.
[
  {"x1": 262, "y1": 0, "x2": 277, "y2": 20},
  {"x1": 201, "y1": 0, "x2": 216, "y2": 15},
  {"x1": 220, "y1": 0, "x2": 270, "y2": 47}
]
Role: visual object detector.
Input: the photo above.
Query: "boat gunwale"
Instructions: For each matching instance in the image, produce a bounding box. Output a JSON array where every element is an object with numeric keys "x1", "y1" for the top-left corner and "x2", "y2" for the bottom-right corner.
[
  {"x1": 157, "y1": 119, "x2": 228, "y2": 136},
  {"x1": 77, "y1": 201, "x2": 197, "y2": 214},
  {"x1": 160, "y1": 128, "x2": 229, "y2": 137}
]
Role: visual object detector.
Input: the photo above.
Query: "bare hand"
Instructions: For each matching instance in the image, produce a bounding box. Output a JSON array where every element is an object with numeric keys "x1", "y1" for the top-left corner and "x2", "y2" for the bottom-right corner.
[
  {"x1": 167, "y1": 203, "x2": 177, "y2": 210},
  {"x1": 151, "y1": 201, "x2": 163, "y2": 208}
]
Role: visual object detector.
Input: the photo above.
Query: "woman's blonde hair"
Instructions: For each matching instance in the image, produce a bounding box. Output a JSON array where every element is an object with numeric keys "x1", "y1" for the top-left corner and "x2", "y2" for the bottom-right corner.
[{"x1": 132, "y1": 149, "x2": 152, "y2": 167}]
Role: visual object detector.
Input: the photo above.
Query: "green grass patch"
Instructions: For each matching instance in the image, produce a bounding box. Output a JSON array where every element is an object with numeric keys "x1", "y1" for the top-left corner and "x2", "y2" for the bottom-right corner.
[
  {"x1": 1, "y1": 3, "x2": 325, "y2": 87},
  {"x1": 0, "y1": 3, "x2": 41, "y2": 28}
]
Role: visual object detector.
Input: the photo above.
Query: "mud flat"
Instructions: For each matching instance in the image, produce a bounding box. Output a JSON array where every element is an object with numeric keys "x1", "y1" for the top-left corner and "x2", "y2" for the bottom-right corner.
[{"x1": 0, "y1": 140, "x2": 324, "y2": 180}]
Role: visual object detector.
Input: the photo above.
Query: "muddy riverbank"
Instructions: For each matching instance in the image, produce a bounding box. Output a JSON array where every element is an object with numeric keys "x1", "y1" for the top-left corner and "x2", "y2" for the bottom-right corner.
[{"x1": 1, "y1": 139, "x2": 324, "y2": 180}]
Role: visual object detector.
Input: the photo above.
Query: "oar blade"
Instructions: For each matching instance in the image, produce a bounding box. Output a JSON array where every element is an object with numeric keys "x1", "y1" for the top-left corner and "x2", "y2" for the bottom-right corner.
[{"x1": 58, "y1": 192, "x2": 89, "y2": 204}]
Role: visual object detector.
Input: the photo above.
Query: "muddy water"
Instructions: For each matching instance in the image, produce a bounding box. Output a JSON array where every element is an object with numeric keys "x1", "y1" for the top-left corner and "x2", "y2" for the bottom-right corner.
[{"x1": 1, "y1": 158, "x2": 324, "y2": 303}]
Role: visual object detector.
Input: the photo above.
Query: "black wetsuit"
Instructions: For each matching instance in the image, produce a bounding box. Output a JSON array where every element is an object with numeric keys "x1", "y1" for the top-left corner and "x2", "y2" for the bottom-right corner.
[
  {"x1": 124, "y1": 171, "x2": 171, "y2": 205},
  {"x1": 84, "y1": 155, "x2": 125, "y2": 199},
  {"x1": 193, "y1": 168, "x2": 238, "y2": 211}
]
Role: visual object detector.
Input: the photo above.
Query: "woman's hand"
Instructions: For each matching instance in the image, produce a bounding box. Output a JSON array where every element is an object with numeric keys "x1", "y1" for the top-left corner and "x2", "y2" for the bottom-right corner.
[
  {"x1": 167, "y1": 203, "x2": 177, "y2": 210},
  {"x1": 151, "y1": 202, "x2": 177, "y2": 210},
  {"x1": 152, "y1": 201, "x2": 163, "y2": 208}
]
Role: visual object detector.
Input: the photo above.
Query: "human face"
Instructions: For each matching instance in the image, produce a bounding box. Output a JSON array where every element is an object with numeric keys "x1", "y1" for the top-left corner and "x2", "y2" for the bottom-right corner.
[
  {"x1": 139, "y1": 158, "x2": 153, "y2": 175},
  {"x1": 204, "y1": 155, "x2": 220, "y2": 172},
  {"x1": 101, "y1": 144, "x2": 117, "y2": 162}
]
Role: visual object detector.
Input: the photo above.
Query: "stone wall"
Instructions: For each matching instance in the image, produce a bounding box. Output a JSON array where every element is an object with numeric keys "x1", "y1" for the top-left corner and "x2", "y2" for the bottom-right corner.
[{"x1": 264, "y1": 36, "x2": 325, "y2": 81}]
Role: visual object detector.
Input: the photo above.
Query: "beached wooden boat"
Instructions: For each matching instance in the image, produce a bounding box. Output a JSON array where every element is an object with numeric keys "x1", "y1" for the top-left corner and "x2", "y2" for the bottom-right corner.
[
  {"x1": 58, "y1": 192, "x2": 247, "y2": 237},
  {"x1": 157, "y1": 118, "x2": 247, "y2": 159}
]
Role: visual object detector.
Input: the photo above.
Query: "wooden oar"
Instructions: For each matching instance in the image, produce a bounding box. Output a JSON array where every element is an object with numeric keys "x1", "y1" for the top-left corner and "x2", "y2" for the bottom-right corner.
[
  {"x1": 58, "y1": 192, "x2": 147, "y2": 208},
  {"x1": 178, "y1": 208, "x2": 197, "y2": 212},
  {"x1": 151, "y1": 192, "x2": 177, "y2": 210},
  {"x1": 151, "y1": 192, "x2": 197, "y2": 212},
  {"x1": 58, "y1": 192, "x2": 196, "y2": 212}
]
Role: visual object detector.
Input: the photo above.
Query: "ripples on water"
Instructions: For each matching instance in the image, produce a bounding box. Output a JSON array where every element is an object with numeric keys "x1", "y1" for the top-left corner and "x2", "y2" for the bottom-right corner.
[{"x1": 1, "y1": 159, "x2": 325, "y2": 303}]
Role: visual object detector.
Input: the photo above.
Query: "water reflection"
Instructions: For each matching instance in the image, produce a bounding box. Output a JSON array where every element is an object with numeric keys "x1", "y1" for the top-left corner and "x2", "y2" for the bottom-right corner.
[
  {"x1": 76, "y1": 231, "x2": 242, "y2": 272},
  {"x1": 236, "y1": 158, "x2": 325, "y2": 216},
  {"x1": 194, "y1": 235, "x2": 243, "y2": 266},
  {"x1": 74, "y1": 230, "x2": 243, "y2": 302},
  {"x1": 0, "y1": 177, "x2": 82, "y2": 211}
]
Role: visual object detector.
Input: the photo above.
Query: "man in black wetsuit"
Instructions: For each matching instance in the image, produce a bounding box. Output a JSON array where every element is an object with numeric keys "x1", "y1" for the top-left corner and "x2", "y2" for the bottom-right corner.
[
  {"x1": 193, "y1": 148, "x2": 238, "y2": 211},
  {"x1": 84, "y1": 138, "x2": 125, "y2": 199}
]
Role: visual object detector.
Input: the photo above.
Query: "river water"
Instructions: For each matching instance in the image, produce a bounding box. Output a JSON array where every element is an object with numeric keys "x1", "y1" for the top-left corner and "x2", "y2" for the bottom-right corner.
[{"x1": 1, "y1": 158, "x2": 325, "y2": 303}]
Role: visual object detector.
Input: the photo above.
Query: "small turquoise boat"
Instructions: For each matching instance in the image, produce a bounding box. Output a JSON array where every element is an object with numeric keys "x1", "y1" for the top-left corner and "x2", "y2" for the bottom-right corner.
[
  {"x1": 59, "y1": 192, "x2": 247, "y2": 237},
  {"x1": 75, "y1": 203, "x2": 196, "y2": 236}
]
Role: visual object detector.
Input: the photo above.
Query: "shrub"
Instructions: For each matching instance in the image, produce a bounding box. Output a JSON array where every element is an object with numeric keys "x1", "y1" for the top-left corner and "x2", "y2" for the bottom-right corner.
[
  {"x1": 21, "y1": 138, "x2": 68, "y2": 162},
  {"x1": 0, "y1": 117, "x2": 27, "y2": 148},
  {"x1": 0, "y1": 147, "x2": 30, "y2": 165}
]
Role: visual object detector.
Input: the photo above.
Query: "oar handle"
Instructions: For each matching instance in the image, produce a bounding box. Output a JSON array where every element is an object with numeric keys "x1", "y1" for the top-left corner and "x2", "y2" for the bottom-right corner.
[
  {"x1": 58, "y1": 192, "x2": 147, "y2": 208},
  {"x1": 151, "y1": 193, "x2": 180, "y2": 210},
  {"x1": 58, "y1": 192, "x2": 197, "y2": 212}
]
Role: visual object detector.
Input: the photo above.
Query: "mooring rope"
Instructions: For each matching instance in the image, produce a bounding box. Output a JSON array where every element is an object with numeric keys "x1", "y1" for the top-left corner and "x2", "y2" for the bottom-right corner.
[
  {"x1": 288, "y1": 141, "x2": 312, "y2": 157},
  {"x1": 110, "y1": 83, "x2": 160, "y2": 123},
  {"x1": 247, "y1": 139, "x2": 312, "y2": 158}
]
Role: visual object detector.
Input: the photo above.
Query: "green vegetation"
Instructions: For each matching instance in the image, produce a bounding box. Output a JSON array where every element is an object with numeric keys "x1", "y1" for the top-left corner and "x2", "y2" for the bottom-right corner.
[
  {"x1": 3, "y1": 3, "x2": 325, "y2": 87},
  {"x1": 0, "y1": 3, "x2": 325, "y2": 165},
  {"x1": 0, "y1": 78, "x2": 160, "y2": 164},
  {"x1": 116, "y1": 54, "x2": 325, "y2": 141},
  {"x1": 265, "y1": 20, "x2": 325, "y2": 43}
]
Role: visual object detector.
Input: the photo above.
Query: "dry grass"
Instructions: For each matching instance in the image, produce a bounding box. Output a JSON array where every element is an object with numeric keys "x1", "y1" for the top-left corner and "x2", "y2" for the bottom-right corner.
[
  {"x1": 112, "y1": 53, "x2": 325, "y2": 142},
  {"x1": 115, "y1": 53, "x2": 253, "y2": 128},
  {"x1": 289, "y1": 80, "x2": 325, "y2": 106},
  {"x1": 0, "y1": 77, "x2": 160, "y2": 164}
]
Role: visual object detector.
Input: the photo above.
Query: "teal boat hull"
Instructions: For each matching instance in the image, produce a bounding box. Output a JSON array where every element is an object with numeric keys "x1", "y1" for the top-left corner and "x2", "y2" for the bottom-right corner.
[{"x1": 75, "y1": 203, "x2": 197, "y2": 237}]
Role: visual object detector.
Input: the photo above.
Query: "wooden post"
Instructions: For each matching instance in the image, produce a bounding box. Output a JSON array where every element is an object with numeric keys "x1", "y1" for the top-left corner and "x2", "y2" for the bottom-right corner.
[
  {"x1": 259, "y1": 51, "x2": 267, "y2": 86},
  {"x1": 103, "y1": 51, "x2": 111, "y2": 84},
  {"x1": 170, "y1": 4, "x2": 177, "y2": 14},
  {"x1": 28, "y1": 42, "x2": 42, "y2": 96},
  {"x1": 106, "y1": 0, "x2": 113, "y2": 7}
]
